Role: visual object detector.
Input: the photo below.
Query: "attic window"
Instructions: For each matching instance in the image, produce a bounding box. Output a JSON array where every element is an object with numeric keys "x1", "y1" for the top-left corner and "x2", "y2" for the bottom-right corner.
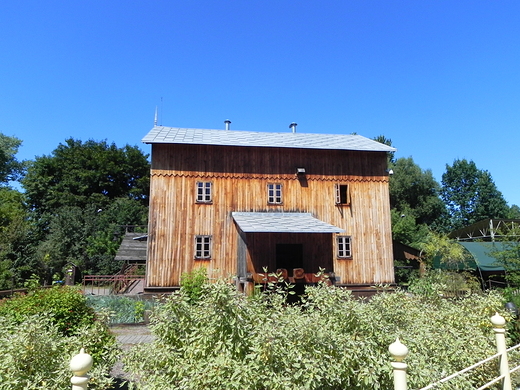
[
  {"x1": 196, "y1": 181, "x2": 212, "y2": 203},
  {"x1": 335, "y1": 184, "x2": 350, "y2": 205}
]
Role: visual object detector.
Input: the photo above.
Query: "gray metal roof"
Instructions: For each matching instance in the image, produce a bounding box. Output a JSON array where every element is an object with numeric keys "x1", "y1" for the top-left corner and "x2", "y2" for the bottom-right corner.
[
  {"x1": 142, "y1": 126, "x2": 396, "y2": 152},
  {"x1": 114, "y1": 233, "x2": 147, "y2": 262},
  {"x1": 232, "y1": 212, "x2": 345, "y2": 233}
]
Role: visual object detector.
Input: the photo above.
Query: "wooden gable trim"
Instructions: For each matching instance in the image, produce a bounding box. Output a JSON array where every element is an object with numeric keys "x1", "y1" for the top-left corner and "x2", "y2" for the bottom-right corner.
[{"x1": 150, "y1": 171, "x2": 389, "y2": 183}]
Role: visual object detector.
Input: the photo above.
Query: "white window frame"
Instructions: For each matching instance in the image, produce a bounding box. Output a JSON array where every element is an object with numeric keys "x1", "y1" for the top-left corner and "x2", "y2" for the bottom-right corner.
[
  {"x1": 267, "y1": 183, "x2": 283, "y2": 204},
  {"x1": 335, "y1": 184, "x2": 350, "y2": 205},
  {"x1": 337, "y1": 236, "x2": 352, "y2": 259},
  {"x1": 196, "y1": 181, "x2": 212, "y2": 203},
  {"x1": 194, "y1": 235, "x2": 212, "y2": 259}
]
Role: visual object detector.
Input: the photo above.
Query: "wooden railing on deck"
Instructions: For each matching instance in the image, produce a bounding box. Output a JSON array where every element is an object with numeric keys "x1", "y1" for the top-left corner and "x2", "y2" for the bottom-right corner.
[{"x1": 82, "y1": 273, "x2": 144, "y2": 295}]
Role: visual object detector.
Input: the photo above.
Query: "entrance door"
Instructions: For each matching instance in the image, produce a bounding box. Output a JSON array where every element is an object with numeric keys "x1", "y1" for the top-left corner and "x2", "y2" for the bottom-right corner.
[{"x1": 276, "y1": 244, "x2": 303, "y2": 277}]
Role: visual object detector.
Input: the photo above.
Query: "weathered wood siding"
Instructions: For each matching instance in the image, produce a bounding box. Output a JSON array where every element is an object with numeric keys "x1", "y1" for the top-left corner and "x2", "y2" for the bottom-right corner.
[{"x1": 146, "y1": 144, "x2": 394, "y2": 287}]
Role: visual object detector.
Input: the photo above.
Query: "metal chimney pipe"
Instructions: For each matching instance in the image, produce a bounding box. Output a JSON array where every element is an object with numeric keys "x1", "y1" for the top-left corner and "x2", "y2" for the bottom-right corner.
[
  {"x1": 289, "y1": 122, "x2": 297, "y2": 133},
  {"x1": 224, "y1": 119, "x2": 231, "y2": 130}
]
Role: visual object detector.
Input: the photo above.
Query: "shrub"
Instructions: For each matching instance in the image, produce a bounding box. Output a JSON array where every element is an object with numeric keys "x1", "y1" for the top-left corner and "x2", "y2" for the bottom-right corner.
[
  {"x1": 407, "y1": 269, "x2": 481, "y2": 298},
  {"x1": 0, "y1": 314, "x2": 118, "y2": 390},
  {"x1": 123, "y1": 281, "x2": 510, "y2": 390},
  {"x1": 180, "y1": 267, "x2": 208, "y2": 304},
  {"x1": 0, "y1": 285, "x2": 96, "y2": 335}
]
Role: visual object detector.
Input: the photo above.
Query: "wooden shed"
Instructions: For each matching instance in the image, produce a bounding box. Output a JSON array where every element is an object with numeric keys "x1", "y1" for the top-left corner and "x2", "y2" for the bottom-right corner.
[{"x1": 142, "y1": 125, "x2": 396, "y2": 294}]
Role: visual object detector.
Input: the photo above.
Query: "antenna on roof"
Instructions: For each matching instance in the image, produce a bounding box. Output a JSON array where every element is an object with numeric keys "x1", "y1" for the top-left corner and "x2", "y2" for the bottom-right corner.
[{"x1": 154, "y1": 106, "x2": 158, "y2": 127}]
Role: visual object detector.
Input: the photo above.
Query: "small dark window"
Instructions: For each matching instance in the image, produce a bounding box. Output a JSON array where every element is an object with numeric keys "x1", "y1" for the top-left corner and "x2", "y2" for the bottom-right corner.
[
  {"x1": 195, "y1": 235, "x2": 212, "y2": 259},
  {"x1": 267, "y1": 183, "x2": 283, "y2": 204},
  {"x1": 196, "y1": 182, "x2": 212, "y2": 203},
  {"x1": 337, "y1": 236, "x2": 352, "y2": 258},
  {"x1": 335, "y1": 184, "x2": 349, "y2": 205}
]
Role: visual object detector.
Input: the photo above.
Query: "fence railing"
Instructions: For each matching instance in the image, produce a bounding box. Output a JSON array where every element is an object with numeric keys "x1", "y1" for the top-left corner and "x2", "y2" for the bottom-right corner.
[
  {"x1": 389, "y1": 312, "x2": 520, "y2": 390},
  {"x1": 82, "y1": 274, "x2": 144, "y2": 295}
]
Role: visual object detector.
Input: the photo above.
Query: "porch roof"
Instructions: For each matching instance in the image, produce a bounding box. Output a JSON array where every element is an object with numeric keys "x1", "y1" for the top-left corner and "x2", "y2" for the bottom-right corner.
[{"x1": 232, "y1": 212, "x2": 345, "y2": 233}]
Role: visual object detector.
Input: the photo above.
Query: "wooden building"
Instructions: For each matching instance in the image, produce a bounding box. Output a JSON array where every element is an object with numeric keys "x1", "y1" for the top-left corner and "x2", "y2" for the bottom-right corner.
[{"x1": 142, "y1": 125, "x2": 396, "y2": 293}]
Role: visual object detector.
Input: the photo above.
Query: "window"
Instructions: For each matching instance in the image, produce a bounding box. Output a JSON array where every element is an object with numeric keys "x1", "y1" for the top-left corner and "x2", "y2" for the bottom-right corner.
[
  {"x1": 195, "y1": 235, "x2": 212, "y2": 259},
  {"x1": 335, "y1": 184, "x2": 349, "y2": 205},
  {"x1": 337, "y1": 236, "x2": 352, "y2": 258},
  {"x1": 196, "y1": 181, "x2": 212, "y2": 203},
  {"x1": 267, "y1": 183, "x2": 283, "y2": 204}
]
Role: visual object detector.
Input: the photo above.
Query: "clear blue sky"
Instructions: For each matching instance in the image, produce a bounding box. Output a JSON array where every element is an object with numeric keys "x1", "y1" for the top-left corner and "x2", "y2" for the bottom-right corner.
[{"x1": 1, "y1": 1, "x2": 520, "y2": 206}]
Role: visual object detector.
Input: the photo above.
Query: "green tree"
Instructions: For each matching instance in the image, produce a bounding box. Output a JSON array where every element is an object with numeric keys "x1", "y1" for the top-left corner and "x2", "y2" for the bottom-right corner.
[
  {"x1": 441, "y1": 159, "x2": 509, "y2": 231},
  {"x1": 22, "y1": 138, "x2": 150, "y2": 216},
  {"x1": 390, "y1": 157, "x2": 447, "y2": 228},
  {"x1": 34, "y1": 205, "x2": 100, "y2": 279},
  {"x1": 0, "y1": 187, "x2": 32, "y2": 289},
  {"x1": 388, "y1": 157, "x2": 447, "y2": 246},
  {"x1": 509, "y1": 204, "x2": 520, "y2": 219},
  {"x1": 418, "y1": 231, "x2": 470, "y2": 274},
  {"x1": 486, "y1": 224, "x2": 520, "y2": 287},
  {"x1": 34, "y1": 198, "x2": 149, "y2": 279},
  {"x1": 20, "y1": 139, "x2": 150, "y2": 280},
  {"x1": 0, "y1": 133, "x2": 25, "y2": 185},
  {"x1": 373, "y1": 134, "x2": 396, "y2": 164}
]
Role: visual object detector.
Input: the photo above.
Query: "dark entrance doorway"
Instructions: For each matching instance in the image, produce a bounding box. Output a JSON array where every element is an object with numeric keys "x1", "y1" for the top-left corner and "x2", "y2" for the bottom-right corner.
[{"x1": 276, "y1": 244, "x2": 303, "y2": 276}]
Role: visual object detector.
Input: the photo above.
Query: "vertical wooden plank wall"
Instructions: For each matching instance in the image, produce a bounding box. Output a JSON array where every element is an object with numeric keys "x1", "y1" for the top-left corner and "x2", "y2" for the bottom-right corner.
[{"x1": 145, "y1": 144, "x2": 394, "y2": 288}]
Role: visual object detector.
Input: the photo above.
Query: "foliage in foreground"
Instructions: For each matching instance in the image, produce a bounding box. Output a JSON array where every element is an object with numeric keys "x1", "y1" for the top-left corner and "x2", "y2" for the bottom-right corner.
[
  {"x1": 0, "y1": 285, "x2": 96, "y2": 335},
  {"x1": 0, "y1": 287, "x2": 119, "y2": 390},
  {"x1": 124, "y1": 281, "x2": 510, "y2": 390},
  {"x1": 0, "y1": 316, "x2": 118, "y2": 390}
]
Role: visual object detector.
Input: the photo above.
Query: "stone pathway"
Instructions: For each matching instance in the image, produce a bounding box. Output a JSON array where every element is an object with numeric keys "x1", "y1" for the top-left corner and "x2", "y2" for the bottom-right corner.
[
  {"x1": 111, "y1": 323, "x2": 155, "y2": 346},
  {"x1": 109, "y1": 324, "x2": 154, "y2": 388}
]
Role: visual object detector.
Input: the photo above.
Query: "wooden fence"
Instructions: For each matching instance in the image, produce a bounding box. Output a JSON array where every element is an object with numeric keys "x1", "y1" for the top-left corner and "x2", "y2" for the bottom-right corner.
[
  {"x1": 82, "y1": 274, "x2": 144, "y2": 295},
  {"x1": 389, "y1": 313, "x2": 520, "y2": 390}
]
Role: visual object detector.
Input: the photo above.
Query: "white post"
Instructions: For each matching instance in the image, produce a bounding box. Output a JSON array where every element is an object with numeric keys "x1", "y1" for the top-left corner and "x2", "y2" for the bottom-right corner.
[
  {"x1": 389, "y1": 338, "x2": 409, "y2": 390},
  {"x1": 491, "y1": 313, "x2": 512, "y2": 390},
  {"x1": 70, "y1": 348, "x2": 93, "y2": 390}
]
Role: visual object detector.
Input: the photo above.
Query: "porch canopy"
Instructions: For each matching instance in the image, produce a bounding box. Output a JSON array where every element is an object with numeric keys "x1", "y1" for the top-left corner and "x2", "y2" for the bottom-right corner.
[
  {"x1": 434, "y1": 242, "x2": 507, "y2": 272},
  {"x1": 458, "y1": 242, "x2": 506, "y2": 272},
  {"x1": 232, "y1": 212, "x2": 344, "y2": 233}
]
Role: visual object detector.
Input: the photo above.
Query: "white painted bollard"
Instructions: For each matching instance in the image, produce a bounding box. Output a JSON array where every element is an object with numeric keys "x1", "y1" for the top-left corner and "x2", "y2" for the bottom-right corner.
[
  {"x1": 491, "y1": 313, "x2": 512, "y2": 390},
  {"x1": 389, "y1": 338, "x2": 408, "y2": 390},
  {"x1": 70, "y1": 348, "x2": 93, "y2": 390}
]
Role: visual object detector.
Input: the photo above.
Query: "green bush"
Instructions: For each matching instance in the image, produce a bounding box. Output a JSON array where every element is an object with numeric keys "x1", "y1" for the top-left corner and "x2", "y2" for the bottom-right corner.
[
  {"x1": 180, "y1": 267, "x2": 208, "y2": 304},
  {"x1": 0, "y1": 285, "x2": 96, "y2": 335},
  {"x1": 0, "y1": 314, "x2": 118, "y2": 390},
  {"x1": 407, "y1": 269, "x2": 481, "y2": 298},
  {"x1": 123, "y1": 281, "x2": 510, "y2": 390}
]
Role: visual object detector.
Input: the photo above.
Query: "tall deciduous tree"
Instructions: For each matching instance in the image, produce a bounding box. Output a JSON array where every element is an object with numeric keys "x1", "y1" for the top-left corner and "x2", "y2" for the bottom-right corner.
[
  {"x1": 0, "y1": 133, "x2": 25, "y2": 184},
  {"x1": 390, "y1": 157, "x2": 446, "y2": 227},
  {"x1": 389, "y1": 157, "x2": 447, "y2": 246},
  {"x1": 22, "y1": 138, "x2": 150, "y2": 216},
  {"x1": 20, "y1": 138, "x2": 151, "y2": 280},
  {"x1": 441, "y1": 159, "x2": 509, "y2": 231},
  {"x1": 0, "y1": 187, "x2": 30, "y2": 289}
]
